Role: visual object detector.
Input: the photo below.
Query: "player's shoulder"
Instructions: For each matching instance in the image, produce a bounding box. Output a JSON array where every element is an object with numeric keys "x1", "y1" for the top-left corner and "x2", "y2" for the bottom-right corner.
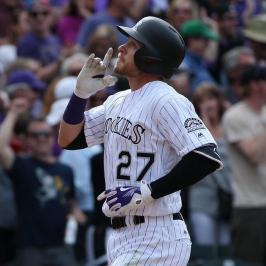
[
  {"x1": 151, "y1": 81, "x2": 192, "y2": 107},
  {"x1": 104, "y1": 89, "x2": 131, "y2": 105}
]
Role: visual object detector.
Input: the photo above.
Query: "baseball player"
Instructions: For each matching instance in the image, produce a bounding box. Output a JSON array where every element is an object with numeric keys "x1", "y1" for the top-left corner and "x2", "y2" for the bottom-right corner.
[{"x1": 59, "y1": 16, "x2": 223, "y2": 266}]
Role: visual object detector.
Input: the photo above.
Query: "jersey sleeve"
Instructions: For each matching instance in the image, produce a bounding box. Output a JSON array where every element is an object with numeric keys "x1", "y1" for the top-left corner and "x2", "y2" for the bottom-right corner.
[
  {"x1": 158, "y1": 97, "x2": 216, "y2": 157},
  {"x1": 84, "y1": 105, "x2": 106, "y2": 147}
]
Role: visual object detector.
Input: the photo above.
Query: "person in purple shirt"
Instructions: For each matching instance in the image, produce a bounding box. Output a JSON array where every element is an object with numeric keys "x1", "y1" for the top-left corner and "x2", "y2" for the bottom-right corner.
[
  {"x1": 57, "y1": 0, "x2": 96, "y2": 50},
  {"x1": 17, "y1": 1, "x2": 61, "y2": 81},
  {"x1": 232, "y1": 0, "x2": 263, "y2": 30},
  {"x1": 78, "y1": 0, "x2": 135, "y2": 48}
]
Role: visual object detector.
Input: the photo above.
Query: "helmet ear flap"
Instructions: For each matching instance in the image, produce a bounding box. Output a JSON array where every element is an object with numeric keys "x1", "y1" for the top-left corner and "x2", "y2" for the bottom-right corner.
[{"x1": 134, "y1": 48, "x2": 173, "y2": 79}]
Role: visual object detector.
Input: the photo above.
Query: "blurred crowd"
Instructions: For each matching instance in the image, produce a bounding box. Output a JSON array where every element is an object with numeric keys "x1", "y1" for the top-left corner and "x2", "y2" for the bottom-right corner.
[{"x1": 0, "y1": 0, "x2": 266, "y2": 265}]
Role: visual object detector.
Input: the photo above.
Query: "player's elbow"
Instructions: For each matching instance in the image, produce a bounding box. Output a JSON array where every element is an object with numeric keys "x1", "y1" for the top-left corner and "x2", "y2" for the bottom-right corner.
[
  {"x1": 57, "y1": 127, "x2": 75, "y2": 148},
  {"x1": 57, "y1": 134, "x2": 71, "y2": 148},
  {"x1": 58, "y1": 121, "x2": 85, "y2": 148}
]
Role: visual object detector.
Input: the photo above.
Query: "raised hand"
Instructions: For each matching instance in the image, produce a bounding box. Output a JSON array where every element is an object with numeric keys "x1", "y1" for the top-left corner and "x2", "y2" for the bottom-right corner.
[{"x1": 75, "y1": 47, "x2": 118, "y2": 99}]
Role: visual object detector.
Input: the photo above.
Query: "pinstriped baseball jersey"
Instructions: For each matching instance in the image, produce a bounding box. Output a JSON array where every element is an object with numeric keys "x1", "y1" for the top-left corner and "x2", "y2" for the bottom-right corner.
[{"x1": 84, "y1": 80, "x2": 216, "y2": 216}]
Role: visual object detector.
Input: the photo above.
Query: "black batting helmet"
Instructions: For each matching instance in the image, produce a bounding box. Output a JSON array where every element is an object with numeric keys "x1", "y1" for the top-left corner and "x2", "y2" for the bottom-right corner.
[{"x1": 117, "y1": 16, "x2": 185, "y2": 79}]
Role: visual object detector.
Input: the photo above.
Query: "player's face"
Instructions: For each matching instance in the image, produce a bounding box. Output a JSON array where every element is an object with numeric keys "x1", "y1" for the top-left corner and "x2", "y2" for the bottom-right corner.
[{"x1": 114, "y1": 38, "x2": 142, "y2": 77}]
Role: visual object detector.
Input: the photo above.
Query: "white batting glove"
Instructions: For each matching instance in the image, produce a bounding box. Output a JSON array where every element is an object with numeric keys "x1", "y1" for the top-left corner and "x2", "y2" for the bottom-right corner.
[
  {"x1": 74, "y1": 47, "x2": 118, "y2": 99},
  {"x1": 97, "y1": 180, "x2": 154, "y2": 217}
]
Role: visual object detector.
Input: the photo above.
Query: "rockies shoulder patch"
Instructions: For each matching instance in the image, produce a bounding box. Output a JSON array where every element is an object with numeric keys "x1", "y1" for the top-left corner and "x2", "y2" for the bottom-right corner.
[{"x1": 184, "y1": 118, "x2": 205, "y2": 133}]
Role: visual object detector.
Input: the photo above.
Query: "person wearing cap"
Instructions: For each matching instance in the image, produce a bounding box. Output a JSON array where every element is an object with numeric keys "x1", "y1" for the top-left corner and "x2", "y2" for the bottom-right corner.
[
  {"x1": 7, "y1": 70, "x2": 47, "y2": 92},
  {"x1": 180, "y1": 19, "x2": 219, "y2": 93},
  {"x1": 243, "y1": 14, "x2": 266, "y2": 63},
  {"x1": 222, "y1": 64, "x2": 266, "y2": 265},
  {"x1": 5, "y1": 70, "x2": 47, "y2": 118}
]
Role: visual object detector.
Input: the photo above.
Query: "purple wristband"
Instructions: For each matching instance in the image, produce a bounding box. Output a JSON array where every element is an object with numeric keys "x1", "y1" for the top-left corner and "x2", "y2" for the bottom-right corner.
[{"x1": 63, "y1": 94, "x2": 87, "y2": 124}]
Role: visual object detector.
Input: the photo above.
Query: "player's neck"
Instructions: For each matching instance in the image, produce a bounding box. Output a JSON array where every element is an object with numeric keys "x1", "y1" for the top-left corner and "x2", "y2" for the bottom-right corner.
[{"x1": 128, "y1": 74, "x2": 161, "y2": 91}]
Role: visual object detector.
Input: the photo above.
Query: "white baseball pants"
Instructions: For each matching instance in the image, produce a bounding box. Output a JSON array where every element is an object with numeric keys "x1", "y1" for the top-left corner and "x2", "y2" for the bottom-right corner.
[{"x1": 107, "y1": 214, "x2": 191, "y2": 266}]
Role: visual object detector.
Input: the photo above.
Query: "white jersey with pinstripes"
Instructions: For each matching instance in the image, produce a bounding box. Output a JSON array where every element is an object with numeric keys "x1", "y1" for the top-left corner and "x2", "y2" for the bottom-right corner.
[{"x1": 84, "y1": 80, "x2": 216, "y2": 217}]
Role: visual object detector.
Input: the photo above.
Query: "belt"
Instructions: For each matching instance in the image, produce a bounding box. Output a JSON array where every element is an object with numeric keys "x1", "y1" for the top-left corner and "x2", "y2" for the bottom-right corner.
[{"x1": 110, "y1": 212, "x2": 183, "y2": 230}]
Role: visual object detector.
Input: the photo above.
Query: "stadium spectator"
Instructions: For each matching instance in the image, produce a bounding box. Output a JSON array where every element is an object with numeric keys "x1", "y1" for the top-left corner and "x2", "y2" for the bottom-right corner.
[
  {"x1": 17, "y1": 1, "x2": 62, "y2": 82},
  {"x1": 167, "y1": 0, "x2": 196, "y2": 31},
  {"x1": 0, "y1": 0, "x2": 22, "y2": 44},
  {"x1": 85, "y1": 24, "x2": 118, "y2": 59},
  {"x1": 0, "y1": 167, "x2": 17, "y2": 266},
  {"x1": 231, "y1": 0, "x2": 263, "y2": 29},
  {"x1": 222, "y1": 64, "x2": 266, "y2": 265},
  {"x1": 222, "y1": 46, "x2": 255, "y2": 103},
  {"x1": 211, "y1": 3, "x2": 245, "y2": 82},
  {"x1": 78, "y1": 0, "x2": 135, "y2": 49},
  {"x1": 243, "y1": 14, "x2": 266, "y2": 63},
  {"x1": 180, "y1": 19, "x2": 219, "y2": 92},
  {"x1": 5, "y1": 70, "x2": 47, "y2": 118},
  {"x1": 56, "y1": 0, "x2": 96, "y2": 55},
  {"x1": 189, "y1": 82, "x2": 232, "y2": 246},
  {"x1": 168, "y1": 62, "x2": 192, "y2": 99},
  {"x1": 0, "y1": 99, "x2": 83, "y2": 266}
]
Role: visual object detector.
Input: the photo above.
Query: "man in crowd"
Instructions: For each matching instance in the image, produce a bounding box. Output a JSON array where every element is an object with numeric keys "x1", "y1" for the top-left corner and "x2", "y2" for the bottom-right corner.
[
  {"x1": 223, "y1": 64, "x2": 266, "y2": 265},
  {"x1": 0, "y1": 98, "x2": 81, "y2": 266}
]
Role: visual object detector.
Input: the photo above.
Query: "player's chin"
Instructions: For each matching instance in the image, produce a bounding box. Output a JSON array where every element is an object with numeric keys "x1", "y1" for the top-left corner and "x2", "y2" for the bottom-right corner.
[{"x1": 114, "y1": 64, "x2": 125, "y2": 76}]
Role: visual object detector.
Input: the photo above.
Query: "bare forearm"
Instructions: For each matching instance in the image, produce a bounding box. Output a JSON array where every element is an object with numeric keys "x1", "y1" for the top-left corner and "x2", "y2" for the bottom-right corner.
[
  {"x1": 0, "y1": 112, "x2": 17, "y2": 169},
  {"x1": 0, "y1": 99, "x2": 28, "y2": 169},
  {"x1": 0, "y1": 112, "x2": 18, "y2": 148},
  {"x1": 237, "y1": 130, "x2": 266, "y2": 164},
  {"x1": 58, "y1": 120, "x2": 84, "y2": 147}
]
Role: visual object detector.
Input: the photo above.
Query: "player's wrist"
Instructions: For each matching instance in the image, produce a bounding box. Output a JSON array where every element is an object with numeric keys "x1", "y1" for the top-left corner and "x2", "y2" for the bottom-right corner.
[
  {"x1": 74, "y1": 86, "x2": 93, "y2": 99},
  {"x1": 62, "y1": 93, "x2": 87, "y2": 124}
]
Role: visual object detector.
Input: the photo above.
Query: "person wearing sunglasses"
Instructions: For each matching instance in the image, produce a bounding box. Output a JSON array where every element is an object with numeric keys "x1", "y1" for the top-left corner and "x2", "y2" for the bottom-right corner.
[{"x1": 0, "y1": 98, "x2": 85, "y2": 266}]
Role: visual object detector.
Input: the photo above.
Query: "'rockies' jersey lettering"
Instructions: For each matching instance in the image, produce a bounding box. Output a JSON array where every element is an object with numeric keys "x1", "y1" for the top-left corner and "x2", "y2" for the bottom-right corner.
[{"x1": 104, "y1": 116, "x2": 145, "y2": 144}]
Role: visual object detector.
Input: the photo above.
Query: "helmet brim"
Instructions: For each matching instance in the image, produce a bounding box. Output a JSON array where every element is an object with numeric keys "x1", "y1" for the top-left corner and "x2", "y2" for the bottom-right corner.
[{"x1": 117, "y1": 25, "x2": 147, "y2": 46}]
